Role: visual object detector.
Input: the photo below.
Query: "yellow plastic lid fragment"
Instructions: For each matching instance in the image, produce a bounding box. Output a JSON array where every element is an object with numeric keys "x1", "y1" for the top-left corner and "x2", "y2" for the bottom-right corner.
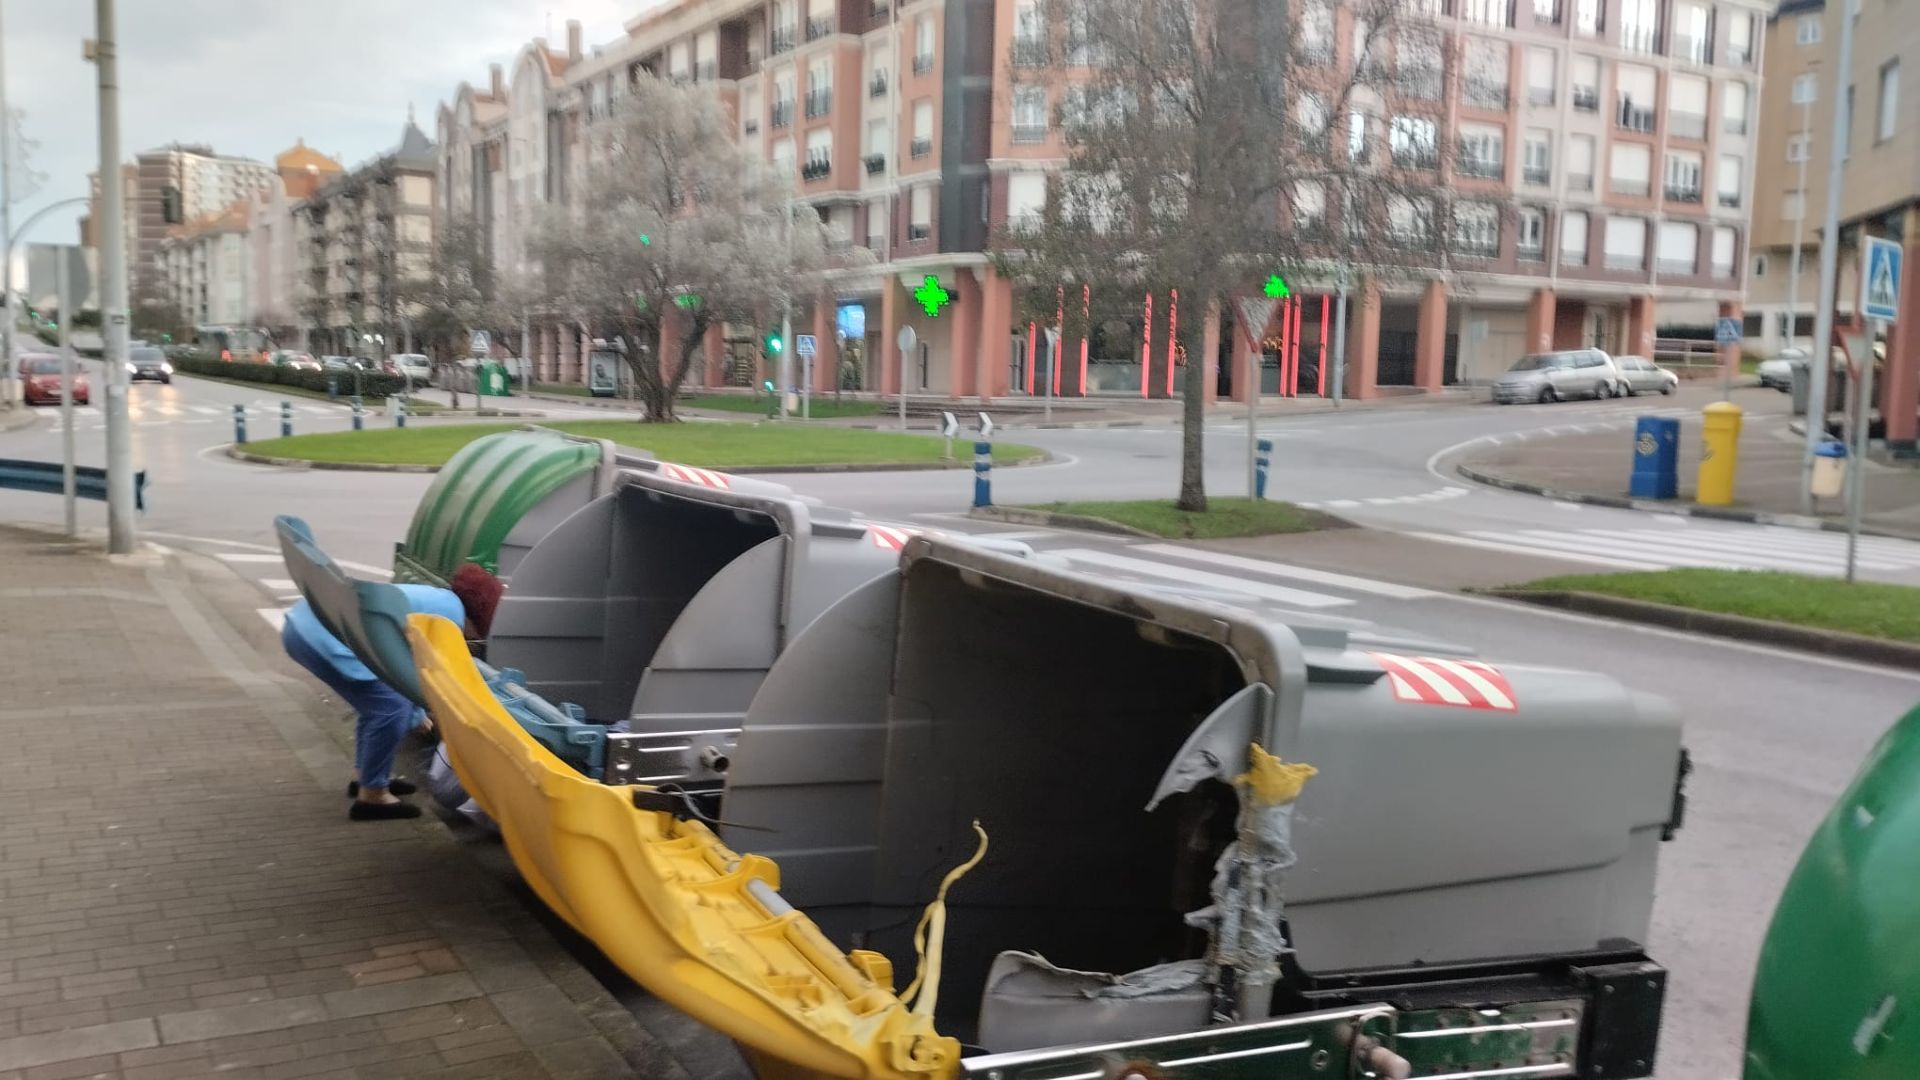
[{"x1": 1236, "y1": 744, "x2": 1317, "y2": 806}]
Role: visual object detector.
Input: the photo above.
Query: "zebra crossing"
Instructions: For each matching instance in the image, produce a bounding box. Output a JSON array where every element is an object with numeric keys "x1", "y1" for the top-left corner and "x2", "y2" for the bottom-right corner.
[
  {"x1": 1410, "y1": 522, "x2": 1920, "y2": 579},
  {"x1": 48, "y1": 402, "x2": 354, "y2": 433},
  {"x1": 1045, "y1": 543, "x2": 1433, "y2": 611}
]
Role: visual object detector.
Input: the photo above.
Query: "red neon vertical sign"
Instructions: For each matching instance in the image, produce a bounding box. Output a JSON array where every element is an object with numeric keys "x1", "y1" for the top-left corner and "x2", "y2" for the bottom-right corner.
[
  {"x1": 1166, "y1": 288, "x2": 1179, "y2": 398},
  {"x1": 1080, "y1": 285, "x2": 1090, "y2": 396},
  {"x1": 1318, "y1": 294, "x2": 1329, "y2": 397},
  {"x1": 1277, "y1": 299, "x2": 1291, "y2": 398},
  {"x1": 1141, "y1": 291, "x2": 1153, "y2": 398},
  {"x1": 1025, "y1": 323, "x2": 1037, "y2": 395},
  {"x1": 1054, "y1": 286, "x2": 1066, "y2": 396},
  {"x1": 1291, "y1": 299, "x2": 1303, "y2": 398}
]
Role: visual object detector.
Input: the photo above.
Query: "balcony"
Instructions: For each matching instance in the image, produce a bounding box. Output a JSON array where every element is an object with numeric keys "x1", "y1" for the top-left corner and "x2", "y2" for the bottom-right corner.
[
  {"x1": 1391, "y1": 147, "x2": 1437, "y2": 170},
  {"x1": 1453, "y1": 237, "x2": 1500, "y2": 257},
  {"x1": 801, "y1": 156, "x2": 832, "y2": 182},
  {"x1": 1519, "y1": 241, "x2": 1545, "y2": 260},
  {"x1": 1655, "y1": 257, "x2": 1695, "y2": 275},
  {"x1": 1664, "y1": 184, "x2": 1702, "y2": 203},
  {"x1": 1300, "y1": 42, "x2": 1333, "y2": 65},
  {"x1": 695, "y1": 61, "x2": 716, "y2": 82},
  {"x1": 865, "y1": 153, "x2": 887, "y2": 174},
  {"x1": 1528, "y1": 86, "x2": 1556, "y2": 106},
  {"x1": 1620, "y1": 26, "x2": 1659, "y2": 54},
  {"x1": 1533, "y1": 0, "x2": 1562, "y2": 21},
  {"x1": 1397, "y1": 71, "x2": 1443, "y2": 100},
  {"x1": 1523, "y1": 165, "x2": 1551, "y2": 185},
  {"x1": 1722, "y1": 116, "x2": 1748, "y2": 136},
  {"x1": 1012, "y1": 38, "x2": 1048, "y2": 67},
  {"x1": 807, "y1": 16, "x2": 833, "y2": 40},
  {"x1": 1610, "y1": 177, "x2": 1651, "y2": 196},
  {"x1": 1561, "y1": 248, "x2": 1588, "y2": 266},
  {"x1": 1572, "y1": 85, "x2": 1599, "y2": 111},
  {"x1": 771, "y1": 26, "x2": 796, "y2": 53},
  {"x1": 805, "y1": 89, "x2": 833, "y2": 118},
  {"x1": 771, "y1": 101, "x2": 794, "y2": 128},
  {"x1": 1459, "y1": 155, "x2": 1504, "y2": 180},
  {"x1": 1725, "y1": 45, "x2": 1751, "y2": 67},
  {"x1": 1568, "y1": 172, "x2": 1594, "y2": 191},
  {"x1": 913, "y1": 53, "x2": 934, "y2": 75},
  {"x1": 907, "y1": 223, "x2": 930, "y2": 241},
  {"x1": 1011, "y1": 123, "x2": 1049, "y2": 145},
  {"x1": 1671, "y1": 34, "x2": 1710, "y2": 64},
  {"x1": 1669, "y1": 111, "x2": 1706, "y2": 140},
  {"x1": 1604, "y1": 254, "x2": 1646, "y2": 271},
  {"x1": 910, "y1": 136, "x2": 932, "y2": 158},
  {"x1": 1464, "y1": 82, "x2": 1510, "y2": 111},
  {"x1": 1717, "y1": 191, "x2": 1741, "y2": 209},
  {"x1": 870, "y1": 74, "x2": 888, "y2": 98},
  {"x1": 744, "y1": 119, "x2": 761, "y2": 135},
  {"x1": 1617, "y1": 100, "x2": 1656, "y2": 132}
]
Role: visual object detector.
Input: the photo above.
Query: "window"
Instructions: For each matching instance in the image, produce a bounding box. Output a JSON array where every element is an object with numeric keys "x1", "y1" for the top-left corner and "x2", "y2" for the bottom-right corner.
[
  {"x1": 869, "y1": 47, "x2": 889, "y2": 96},
  {"x1": 1527, "y1": 47, "x2": 1556, "y2": 105},
  {"x1": 1567, "y1": 133, "x2": 1596, "y2": 189},
  {"x1": 695, "y1": 30, "x2": 717, "y2": 78},
  {"x1": 1348, "y1": 109, "x2": 1376, "y2": 164},
  {"x1": 1397, "y1": 32, "x2": 1444, "y2": 100},
  {"x1": 1012, "y1": 86, "x2": 1048, "y2": 143},
  {"x1": 1716, "y1": 154, "x2": 1742, "y2": 208},
  {"x1": 1787, "y1": 134, "x2": 1810, "y2": 162},
  {"x1": 1534, "y1": 0, "x2": 1562, "y2": 24},
  {"x1": 1723, "y1": 82, "x2": 1749, "y2": 135},
  {"x1": 1797, "y1": 15, "x2": 1821, "y2": 45},
  {"x1": 866, "y1": 120, "x2": 890, "y2": 170},
  {"x1": 1462, "y1": 0, "x2": 1511, "y2": 28},
  {"x1": 1878, "y1": 61, "x2": 1901, "y2": 143},
  {"x1": 1518, "y1": 208, "x2": 1546, "y2": 256},
  {"x1": 806, "y1": 60, "x2": 833, "y2": 117},
  {"x1": 1301, "y1": 0, "x2": 1334, "y2": 63},
  {"x1": 1453, "y1": 202, "x2": 1501, "y2": 255},
  {"x1": 771, "y1": 137, "x2": 795, "y2": 176},
  {"x1": 1617, "y1": 64, "x2": 1656, "y2": 131},
  {"x1": 1572, "y1": 55, "x2": 1601, "y2": 111},
  {"x1": 772, "y1": 0, "x2": 797, "y2": 50},
  {"x1": 1575, "y1": 0, "x2": 1601, "y2": 35},
  {"x1": 803, "y1": 128, "x2": 833, "y2": 180},
  {"x1": 1620, "y1": 0, "x2": 1658, "y2": 53},
  {"x1": 1388, "y1": 195, "x2": 1435, "y2": 243},
  {"x1": 1390, "y1": 115, "x2": 1438, "y2": 168},
  {"x1": 1007, "y1": 173, "x2": 1047, "y2": 231},
  {"x1": 867, "y1": 197, "x2": 888, "y2": 250},
  {"x1": 1670, "y1": 75, "x2": 1708, "y2": 139},
  {"x1": 1711, "y1": 226, "x2": 1737, "y2": 277},
  {"x1": 1066, "y1": 3, "x2": 1104, "y2": 65},
  {"x1": 1664, "y1": 151, "x2": 1702, "y2": 201},
  {"x1": 1464, "y1": 38, "x2": 1509, "y2": 109},
  {"x1": 1561, "y1": 209, "x2": 1589, "y2": 264},
  {"x1": 1292, "y1": 180, "x2": 1326, "y2": 232},
  {"x1": 1609, "y1": 142, "x2": 1652, "y2": 196},
  {"x1": 743, "y1": 86, "x2": 763, "y2": 135},
  {"x1": 1295, "y1": 93, "x2": 1330, "y2": 151},
  {"x1": 912, "y1": 100, "x2": 934, "y2": 157},
  {"x1": 1673, "y1": 2, "x2": 1713, "y2": 65},
  {"x1": 1458, "y1": 123, "x2": 1505, "y2": 178},
  {"x1": 1604, "y1": 216, "x2": 1647, "y2": 270},
  {"x1": 909, "y1": 185, "x2": 933, "y2": 241},
  {"x1": 1727, "y1": 13, "x2": 1754, "y2": 65},
  {"x1": 1523, "y1": 128, "x2": 1552, "y2": 184},
  {"x1": 1792, "y1": 74, "x2": 1817, "y2": 105},
  {"x1": 668, "y1": 41, "x2": 690, "y2": 79},
  {"x1": 914, "y1": 17, "x2": 935, "y2": 72}
]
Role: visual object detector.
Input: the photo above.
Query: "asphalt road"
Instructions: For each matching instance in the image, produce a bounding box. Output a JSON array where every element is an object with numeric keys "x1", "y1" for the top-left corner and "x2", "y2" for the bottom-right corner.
[{"x1": 3, "y1": 366, "x2": 1917, "y2": 1079}]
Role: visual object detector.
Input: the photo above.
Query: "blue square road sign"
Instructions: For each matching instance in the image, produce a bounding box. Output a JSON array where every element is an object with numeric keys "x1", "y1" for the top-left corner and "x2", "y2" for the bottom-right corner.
[
  {"x1": 1715, "y1": 317, "x2": 1741, "y2": 347},
  {"x1": 1864, "y1": 236, "x2": 1902, "y2": 323}
]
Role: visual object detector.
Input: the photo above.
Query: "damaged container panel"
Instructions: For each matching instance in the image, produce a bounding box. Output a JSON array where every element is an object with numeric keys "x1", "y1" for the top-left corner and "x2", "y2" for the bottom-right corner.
[
  {"x1": 720, "y1": 537, "x2": 1683, "y2": 1074},
  {"x1": 392, "y1": 426, "x2": 656, "y2": 586}
]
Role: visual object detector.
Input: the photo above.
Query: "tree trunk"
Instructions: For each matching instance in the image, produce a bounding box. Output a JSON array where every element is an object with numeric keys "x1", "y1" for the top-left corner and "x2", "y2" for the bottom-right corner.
[{"x1": 1176, "y1": 299, "x2": 1210, "y2": 513}]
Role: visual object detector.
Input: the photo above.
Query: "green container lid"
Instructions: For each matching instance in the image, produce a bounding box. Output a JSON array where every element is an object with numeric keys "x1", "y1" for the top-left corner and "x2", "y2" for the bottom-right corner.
[{"x1": 395, "y1": 427, "x2": 601, "y2": 584}]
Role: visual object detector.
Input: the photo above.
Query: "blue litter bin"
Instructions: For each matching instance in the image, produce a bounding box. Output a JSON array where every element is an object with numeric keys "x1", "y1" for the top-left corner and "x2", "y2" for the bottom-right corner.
[{"x1": 1629, "y1": 416, "x2": 1680, "y2": 499}]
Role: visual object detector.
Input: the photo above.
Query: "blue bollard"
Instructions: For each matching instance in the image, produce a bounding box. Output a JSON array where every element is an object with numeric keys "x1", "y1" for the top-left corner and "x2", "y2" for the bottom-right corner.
[
  {"x1": 280, "y1": 401, "x2": 292, "y2": 438},
  {"x1": 1629, "y1": 416, "x2": 1680, "y2": 499},
  {"x1": 1255, "y1": 438, "x2": 1273, "y2": 500},
  {"x1": 973, "y1": 441, "x2": 992, "y2": 508},
  {"x1": 232, "y1": 403, "x2": 247, "y2": 445},
  {"x1": 351, "y1": 395, "x2": 364, "y2": 432},
  {"x1": 326, "y1": 376, "x2": 338, "y2": 401},
  {"x1": 395, "y1": 397, "x2": 407, "y2": 428}
]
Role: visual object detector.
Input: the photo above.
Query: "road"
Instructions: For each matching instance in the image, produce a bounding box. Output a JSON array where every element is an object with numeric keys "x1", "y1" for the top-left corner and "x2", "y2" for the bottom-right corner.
[{"x1": 2, "y1": 366, "x2": 1916, "y2": 1079}]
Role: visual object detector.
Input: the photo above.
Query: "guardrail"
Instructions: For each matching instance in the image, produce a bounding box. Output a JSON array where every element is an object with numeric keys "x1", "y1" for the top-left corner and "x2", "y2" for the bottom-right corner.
[
  {"x1": 1652, "y1": 337, "x2": 1727, "y2": 378},
  {"x1": 0, "y1": 458, "x2": 147, "y2": 510}
]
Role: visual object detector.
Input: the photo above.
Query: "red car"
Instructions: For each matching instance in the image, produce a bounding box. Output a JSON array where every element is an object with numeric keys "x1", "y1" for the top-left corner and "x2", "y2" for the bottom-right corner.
[{"x1": 19, "y1": 354, "x2": 89, "y2": 406}]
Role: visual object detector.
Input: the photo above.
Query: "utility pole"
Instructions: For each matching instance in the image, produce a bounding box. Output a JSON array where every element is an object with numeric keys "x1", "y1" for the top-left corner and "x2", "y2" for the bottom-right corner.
[
  {"x1": 92, "y1": 0, "x2": 136, "y2": 553},
  {"x1": 0, "y1": 0, "x2": 14, "y2": 409},
  {"x1": 57, "y1": 244, "x2": 74, "y2": 536},
  {"x1": 1784, "y1": 86, "x2": 1813, "y2": 356},
  {"x1": 1800, "y1": 0, "x2": 1855, "y2": 515}
]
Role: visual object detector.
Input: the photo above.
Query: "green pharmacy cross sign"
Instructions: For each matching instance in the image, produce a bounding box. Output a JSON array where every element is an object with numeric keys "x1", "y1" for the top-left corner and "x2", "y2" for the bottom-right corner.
[
  {"x1": 1263, "y1": 274, "x2": 1291, "y2": 300},
  {"x1": 914, "y1": 275, "x2": 952, "y2": 318}
]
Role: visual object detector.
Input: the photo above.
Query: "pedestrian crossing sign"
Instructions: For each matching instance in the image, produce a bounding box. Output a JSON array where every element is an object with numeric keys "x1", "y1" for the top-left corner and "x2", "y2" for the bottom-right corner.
[{"x1": 1863, "y1": 236, "x2": 1902, "y2": 323}]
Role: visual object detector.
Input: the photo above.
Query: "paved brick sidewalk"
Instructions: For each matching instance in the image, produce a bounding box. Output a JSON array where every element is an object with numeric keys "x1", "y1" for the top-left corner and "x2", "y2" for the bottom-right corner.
[{"x1": 0, "y1": 526, "x2": 706, "y2": 1080}]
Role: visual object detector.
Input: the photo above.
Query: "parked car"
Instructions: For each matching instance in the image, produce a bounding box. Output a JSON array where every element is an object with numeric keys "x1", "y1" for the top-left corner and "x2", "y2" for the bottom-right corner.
[
  {"x1": 1756, "y1": 348, "x2": 1803, "y2": 393},
  {"x1": 391, "y1": 353, "x2": 432, "y2": 383},
  {"x1": 1491, "y1": 348, "x2": 1622, "y2": 403},
  {"x1": 320, "y1": 355, "x2": 356, "y2": 372},
  {"x1": 125, "y1": 345, "x2": 173, "y2": 384},
  {"x1": 1614, "y1": 355, "x2": 1679, "y2": 396},
  {"x1": 19, "y1": 354, "x2": 88, "y2": 405}
]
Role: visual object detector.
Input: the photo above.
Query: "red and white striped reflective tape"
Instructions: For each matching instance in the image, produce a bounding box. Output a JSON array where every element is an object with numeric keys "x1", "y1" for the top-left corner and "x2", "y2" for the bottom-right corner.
[
  {"x1": 658, "y1": 462, "x2": 732, "y2": 489},
  {"x1": 866, "y1": 524, "x2": 920, "y2": 551},
  {"x1": 1366, "y1": 653, "x2": 1518, "y2": 711}
]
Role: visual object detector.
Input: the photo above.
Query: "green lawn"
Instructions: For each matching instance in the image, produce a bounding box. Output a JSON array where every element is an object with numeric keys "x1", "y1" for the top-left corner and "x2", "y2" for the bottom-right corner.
[
  {"x1": 682, "y1": 393, "x2": 885, "y2": 418},
  {"x1": 1515, "y1": 568, "x2": 1920, "y2": 642},
  {"x1": 243, "y1": 420, "x2": 1041, "y2": 470},
  {"x1": 532, "y1": 383, "x2": 592, "y2": 397},
  {"x1": 1027, "y1": 497, "x2": 1344, "y2": 539}
]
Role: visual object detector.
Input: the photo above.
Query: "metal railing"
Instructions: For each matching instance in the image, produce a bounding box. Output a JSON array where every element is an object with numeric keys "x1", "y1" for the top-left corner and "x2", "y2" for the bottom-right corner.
[
  {"x1": 771, "y1": 101, "x2": 794, "y2": 128},
  {"x1": 1011, "y1": 123, "x2": 1049, "y2": 145},
  {"x1": 1459, "y1": 155, "x2": 1505, "y2": 179},
  {"x1": 910, "y1": 136, "x2": 932, "y2": 158},
  {"x1": 1604, "y1": 253, "x2": 1646, "y2": 270},
  {"x1": 1669, "y1": 111, "x2": 1707, "y2": 140},
  {"x1": 1717, "y1": 191, "x2": 1741, "y2": 209},
  {"x1": 907, "y1": 223, "x2": 930, "y2": 241},
  {"x1": 870, "y1": 75, "x2": 888, "y2": 97},
  {"x1": 802, "y1": 156, "x2": 832, "y2": 181},
  {"x1": 806, "y1": 16, "x2": 833, "y2": 40},
  {"x1": 805, "y1": 89, "x2": 833, "y2": 118},
  {"x1": 1671, "y1": 34, "x2": 1711, "y2": 64},
  {"x1": 1523, "y1": 165, "x2": 1551, "y2": 185},
  {"x1": 1528, "y1": 86, "x2": 1556, "y2": 106},
  {"x1": 771, "y1": 26, "x2": 796, "y2": 53},
  {"x1": 1568, "y1": 172, "x2": 1594, "y2": 191},
  {"x1": 1464, "y1": 83, "x2": 1510, "y2": 110},
  {"x1": 1664, "y1": 184, "x2": 1702, "y2": 203},
  {"x1": 865, "y1": 153, "x2": 887, "y2": 174},
  {"x1": 1610, "y1": 177, "x2": 1651, "y2": 196},
  {"x1": 1012, "y1": 38, "x2": 1048, "y2": 66},
  {"x1": 1617, "y1": 100, "x2": 1656, "y2": 132},
  {"x1": 913, "y1": 53, "x2": 934, "y2": 75}
]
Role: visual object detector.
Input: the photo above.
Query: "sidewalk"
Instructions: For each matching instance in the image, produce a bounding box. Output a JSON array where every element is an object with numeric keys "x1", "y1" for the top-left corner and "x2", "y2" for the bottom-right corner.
[
  {"x1": 0, "y1": 527, "x2": 712, "y2": 1080},
  {"x1": 1451, "y1": 388, "x2": 1920, "y2": 539}
]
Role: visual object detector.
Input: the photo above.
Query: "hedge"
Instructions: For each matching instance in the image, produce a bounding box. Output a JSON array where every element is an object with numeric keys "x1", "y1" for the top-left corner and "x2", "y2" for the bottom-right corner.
[{"x1": 170, "y1": 352, "x2": 413, "y2": 398}]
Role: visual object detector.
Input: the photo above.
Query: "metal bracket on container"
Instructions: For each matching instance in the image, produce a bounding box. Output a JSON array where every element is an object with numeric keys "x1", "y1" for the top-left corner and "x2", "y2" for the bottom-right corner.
[{"x1": 604, "y1": 727, "x2": 740, "y2": 787}]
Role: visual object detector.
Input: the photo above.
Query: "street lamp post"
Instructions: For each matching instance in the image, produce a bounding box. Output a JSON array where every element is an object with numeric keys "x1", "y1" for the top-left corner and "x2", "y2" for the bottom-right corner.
[
  {"x1": 1799, "y1": 0, "x2": 1858, "y2": 514},
  {"x1": 91, "y1": 0, "x2": 136, "y2": 554}
]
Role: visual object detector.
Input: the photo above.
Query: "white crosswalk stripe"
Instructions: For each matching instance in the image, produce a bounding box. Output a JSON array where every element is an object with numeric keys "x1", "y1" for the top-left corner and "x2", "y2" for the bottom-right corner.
[
  {"x1": 1133, "y1": 544, "x2": 1435, "y2": 599},
  {"x1": 1414, "y1": 524, "x2": 1920, "y2": 577},
  {"x1": 190, "y1": 405, "x2": 222, "y2": 415},
  {"x1": 1050, "y1": 548, "x2": 1356, "y2": 608}
]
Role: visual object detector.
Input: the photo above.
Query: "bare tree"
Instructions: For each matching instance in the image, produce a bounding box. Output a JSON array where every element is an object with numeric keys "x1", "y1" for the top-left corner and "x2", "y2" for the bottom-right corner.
[
  {"x1": 529, "y1": 75, "x2": 843, "y2": 422},
  {"x1": 997, "y1": 0, "x2": 1484, "y2": 511}
]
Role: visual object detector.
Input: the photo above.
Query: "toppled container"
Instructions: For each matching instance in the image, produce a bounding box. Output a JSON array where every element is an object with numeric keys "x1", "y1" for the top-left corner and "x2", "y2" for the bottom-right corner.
[{"x1": 391, "y1": 426, "x2": 656, "y2": 586}]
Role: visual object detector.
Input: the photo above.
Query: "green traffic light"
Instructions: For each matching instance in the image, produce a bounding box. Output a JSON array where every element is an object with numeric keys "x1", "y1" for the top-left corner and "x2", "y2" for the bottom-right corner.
[
  {"x1": 765, "y1": 331, "x2": 784, "y2": 354},
  {"x1": 762, "y1": 379, "x2": 776, "y2": 392}
]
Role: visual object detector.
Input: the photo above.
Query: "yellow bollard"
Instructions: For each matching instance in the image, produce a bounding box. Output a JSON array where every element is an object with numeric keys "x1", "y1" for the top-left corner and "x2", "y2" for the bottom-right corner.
[{"x1": 1696, "y1": 401, "x2": 1744, "y2": 506}]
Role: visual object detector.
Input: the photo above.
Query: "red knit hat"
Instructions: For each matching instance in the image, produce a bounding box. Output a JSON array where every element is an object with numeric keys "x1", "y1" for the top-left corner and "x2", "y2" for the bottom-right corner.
[{"x1": 449, "y1": 563, "x2": 505, "y2": 639}]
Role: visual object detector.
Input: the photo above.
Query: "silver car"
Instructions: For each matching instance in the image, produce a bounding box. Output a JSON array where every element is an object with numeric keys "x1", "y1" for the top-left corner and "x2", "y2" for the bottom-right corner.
[
  {"x1": 1491, "y1": 348, "x2": 1622, "y2": 403},
  {"x1": 1614, "y1": 355, "x2": 1679, "y2": 396}
]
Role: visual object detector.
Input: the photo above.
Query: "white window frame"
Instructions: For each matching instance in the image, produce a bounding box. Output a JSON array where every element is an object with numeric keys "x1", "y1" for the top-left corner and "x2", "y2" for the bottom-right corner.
[
  {"x1": 1560, "y1": 209, "x2": 1589, "y2": 264},
  {"x1": 1797, "y1": 15, "x2": 1821, "y2": 45},
  {"x1": 1878, "y1": 60, "x2": 1900, "y2": 143},
  {"x1": 1787, "y1": 135, "x2": 1811, "y2": 163},
  {"x1": 1792, "y1": 74, "x2": 1818, "y2": 105},
  {"x1": 1517, "y1": 207, "x2": 1546, "y2": 256}
]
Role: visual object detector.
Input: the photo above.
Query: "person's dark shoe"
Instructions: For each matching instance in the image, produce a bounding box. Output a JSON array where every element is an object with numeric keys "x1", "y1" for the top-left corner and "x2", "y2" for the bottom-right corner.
[
  {"x1": 349, "y1": 800, "x2": 423, "y2": 821},
  {"x1": 347, "y1": 779, "x2": 417, "y2": 798}
]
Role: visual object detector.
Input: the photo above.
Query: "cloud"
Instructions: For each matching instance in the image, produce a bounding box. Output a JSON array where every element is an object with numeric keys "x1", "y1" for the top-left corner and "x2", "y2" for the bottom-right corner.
[{"x1": 2, "y1": 0, "x2": 635, "y2": 251}]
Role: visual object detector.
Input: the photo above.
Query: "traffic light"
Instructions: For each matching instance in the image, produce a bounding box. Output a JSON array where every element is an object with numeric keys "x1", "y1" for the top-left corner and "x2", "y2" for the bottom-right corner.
[{"x1": 764, "y1": 329, "x2": 784, "y2": 356}]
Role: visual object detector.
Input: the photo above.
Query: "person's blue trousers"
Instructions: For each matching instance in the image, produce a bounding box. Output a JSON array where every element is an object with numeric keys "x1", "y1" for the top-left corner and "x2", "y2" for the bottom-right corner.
[{"x1": 281, "y1": 621, "x2": 421, "y2": 791}]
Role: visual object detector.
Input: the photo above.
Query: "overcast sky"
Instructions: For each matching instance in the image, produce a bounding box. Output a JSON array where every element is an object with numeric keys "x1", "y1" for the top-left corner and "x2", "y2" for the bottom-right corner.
[{"x1": 4, "y1": 0, "x2": 642, "y2": 250}]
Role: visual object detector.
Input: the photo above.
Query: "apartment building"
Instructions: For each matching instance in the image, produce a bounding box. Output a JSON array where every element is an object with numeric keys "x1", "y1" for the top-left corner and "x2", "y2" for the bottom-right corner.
[
  {"x1": 1745, "y1": 0, "x2": 1916, "y2": 449},
  {"x1": 155, "y1": 201, "x2": 252, "y2": 327},
  {"x1": 437, "y1": 0, "x2": 1767, "y2": 399},
  {"x1": 247, "y1": 141, "x2": 344, "y2": 343},
  {"x1": 295, "y1": 122, "x2": 437, "y2": 356},
  {"x1": 130, "y1": 145, "x2": 275, "y2": 294}
]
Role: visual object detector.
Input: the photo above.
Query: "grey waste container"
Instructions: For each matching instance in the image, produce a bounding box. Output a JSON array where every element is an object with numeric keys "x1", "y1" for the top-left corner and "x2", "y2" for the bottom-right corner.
[
  {"x1": 719, "y1": 535, "x2": 1685, "y2": 1053},
  {"x1": 1791, "y1": 357, "x2": 1812, "y2": 415}
]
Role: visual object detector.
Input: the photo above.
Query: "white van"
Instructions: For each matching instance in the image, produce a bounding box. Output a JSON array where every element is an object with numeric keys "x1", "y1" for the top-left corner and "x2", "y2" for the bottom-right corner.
[{"x1": 391, "y1": 353, "x2": 433, "y2": 384}]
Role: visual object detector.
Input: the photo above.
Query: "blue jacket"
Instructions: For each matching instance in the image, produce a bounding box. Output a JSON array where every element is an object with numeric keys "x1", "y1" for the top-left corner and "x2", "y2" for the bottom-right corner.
[{"x1": 282, "y1": 585, "x2": 465, "y2": 684}]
